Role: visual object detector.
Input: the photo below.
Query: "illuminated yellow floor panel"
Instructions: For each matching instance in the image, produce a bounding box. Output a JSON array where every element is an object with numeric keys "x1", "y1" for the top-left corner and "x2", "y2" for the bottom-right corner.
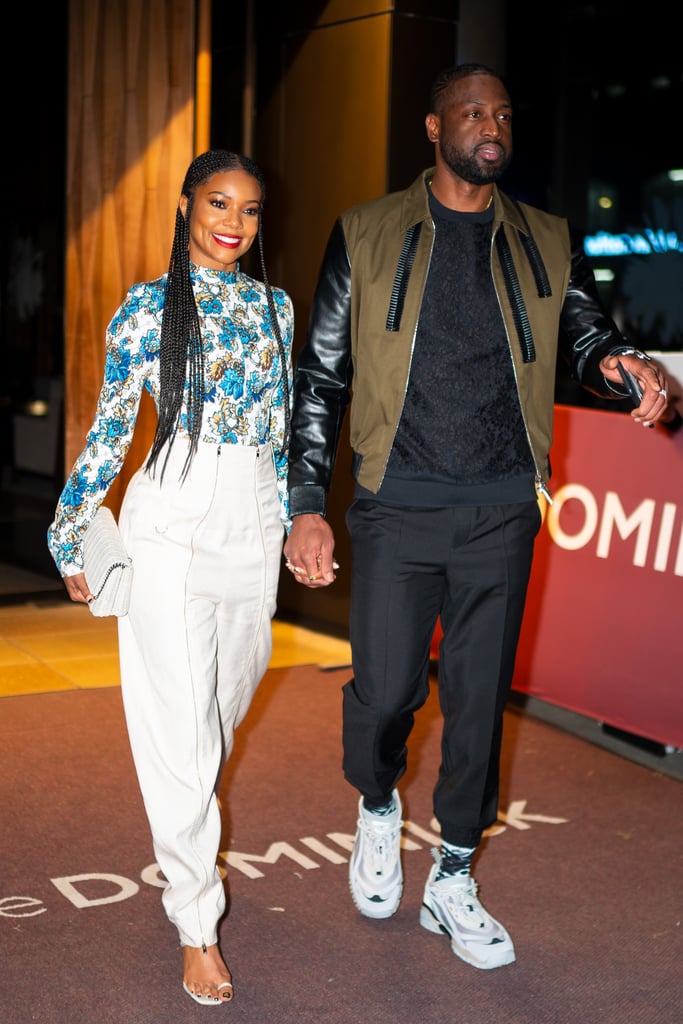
[
  {"x1": 11, "y1": 629, "x2": 120, "y2": 663},
  {"x1": 0, "y1": 638, "x2": 37, "y2": 666},
  {"x1": 0, "y1": 662, "x2": 80, "y2": 695},
  {"x1": 0, "y1": 600, "x2": 351, "y2": 698},
  {"x1": 270, "y1": 620, "x2": 352, "y2": 670},
  {"x1": 45, "y1": 655, "x2": 123, "y2": 689},
  {"x1": 0, "y1": 603, "x2": 111, "y2": 636}
]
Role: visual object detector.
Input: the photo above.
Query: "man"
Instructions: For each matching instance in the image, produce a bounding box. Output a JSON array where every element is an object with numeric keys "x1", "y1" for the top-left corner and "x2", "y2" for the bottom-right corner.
[{"x1": 283, "y1": 63, "x2": 669, "y2": 971}]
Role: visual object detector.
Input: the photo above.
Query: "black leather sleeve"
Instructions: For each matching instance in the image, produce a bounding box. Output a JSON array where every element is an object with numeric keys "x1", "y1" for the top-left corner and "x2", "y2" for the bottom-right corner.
[
  {"x1": 288, "y1": 219, "x2": 354, "y2": 517},
  {"x1": 559, "y1": 230, "x2": 630, "y2": 396}
]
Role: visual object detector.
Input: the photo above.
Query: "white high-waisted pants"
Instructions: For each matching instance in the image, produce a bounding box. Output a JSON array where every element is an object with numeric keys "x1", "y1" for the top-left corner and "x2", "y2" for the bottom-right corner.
[{"x1": 116, "y1": 438, "x2": 284, "y2": 948}]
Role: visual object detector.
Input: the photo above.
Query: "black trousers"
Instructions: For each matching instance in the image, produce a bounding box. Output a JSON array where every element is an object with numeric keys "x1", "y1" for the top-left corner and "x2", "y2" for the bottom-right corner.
[{"x1": 342, "y1": 499, "x2": 541, "y2": 848}]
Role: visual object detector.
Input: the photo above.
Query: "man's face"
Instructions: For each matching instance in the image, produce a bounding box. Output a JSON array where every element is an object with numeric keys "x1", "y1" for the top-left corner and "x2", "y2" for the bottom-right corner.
[{"x1": 427, "y1": 73, "x2": 513, "y2": 185}]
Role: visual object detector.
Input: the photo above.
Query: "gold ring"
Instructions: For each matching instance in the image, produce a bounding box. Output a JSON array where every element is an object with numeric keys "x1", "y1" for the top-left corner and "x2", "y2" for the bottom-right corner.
[{"x1": 308, "y1": 575, "x2": 316, "y2": 581}]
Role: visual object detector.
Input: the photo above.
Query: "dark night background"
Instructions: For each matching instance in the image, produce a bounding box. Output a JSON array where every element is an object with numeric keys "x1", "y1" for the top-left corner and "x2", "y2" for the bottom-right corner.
[{"x1": 2, "y1": 1, "x2": 681, "y2": 422}]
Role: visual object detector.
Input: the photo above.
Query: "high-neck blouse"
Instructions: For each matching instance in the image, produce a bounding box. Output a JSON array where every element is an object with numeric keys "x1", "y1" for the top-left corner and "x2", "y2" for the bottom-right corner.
[{"x1": 48, "y1": 263, "x2": 294, "y2": 575}]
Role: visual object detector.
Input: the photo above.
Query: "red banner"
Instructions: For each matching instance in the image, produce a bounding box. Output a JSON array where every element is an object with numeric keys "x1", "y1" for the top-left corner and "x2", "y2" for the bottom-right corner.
[
  {"x1": 515, "y1": 405, "x2": 682, "y2": 748},
  {"x1": 432, "y1": 404, "x2": 683, "y2": 749}
]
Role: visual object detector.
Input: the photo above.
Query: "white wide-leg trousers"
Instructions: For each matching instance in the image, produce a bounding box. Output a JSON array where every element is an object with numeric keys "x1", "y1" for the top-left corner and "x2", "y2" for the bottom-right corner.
[{"x1": 116, "y1": 439, "x2": 284, "y2": 948}]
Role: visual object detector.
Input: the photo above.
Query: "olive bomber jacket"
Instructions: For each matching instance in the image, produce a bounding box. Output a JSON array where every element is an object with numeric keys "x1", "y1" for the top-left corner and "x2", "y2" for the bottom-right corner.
[{"x1": 288, "y1": 168, "x2": 632, "y2": 516}]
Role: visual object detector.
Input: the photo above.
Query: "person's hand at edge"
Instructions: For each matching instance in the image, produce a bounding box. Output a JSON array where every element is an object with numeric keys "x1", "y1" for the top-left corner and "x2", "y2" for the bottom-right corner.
[{"x1": 600, "y1": 352, "x2": 669, "y2": 427}]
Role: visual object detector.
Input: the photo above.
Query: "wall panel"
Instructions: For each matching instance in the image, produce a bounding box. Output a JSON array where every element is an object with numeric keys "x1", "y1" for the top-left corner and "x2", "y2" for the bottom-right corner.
[
  {"x1": 65, "y1": 0, "x2": 196, "y2": 511},
  {"x1": 255, "y1": 1, "x2": 459, "y2": 630}
]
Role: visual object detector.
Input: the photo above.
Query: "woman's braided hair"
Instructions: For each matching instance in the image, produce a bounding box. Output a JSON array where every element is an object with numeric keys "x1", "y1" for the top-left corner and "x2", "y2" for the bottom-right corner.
[{"x1": 146, "y1": 149, "x2": 290, "y2": 481}]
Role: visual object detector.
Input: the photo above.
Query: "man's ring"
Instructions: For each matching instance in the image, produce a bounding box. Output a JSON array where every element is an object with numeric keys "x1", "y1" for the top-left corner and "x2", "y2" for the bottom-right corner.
[{"x1": 659, "y1": 388, "x2": 667, "y2": 399}]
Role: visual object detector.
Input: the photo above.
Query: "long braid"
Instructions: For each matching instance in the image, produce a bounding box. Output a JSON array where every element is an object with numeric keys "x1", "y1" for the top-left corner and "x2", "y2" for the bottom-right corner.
[
  {"x1": 147, "y1": 197, "x2": 203, "y2": 480},
  {"x1": 146, "y1": 149, "x2": 285, "y2": 481},
  {"x1": 257, "y1": 217, "x2": 291, "y2": 452}
]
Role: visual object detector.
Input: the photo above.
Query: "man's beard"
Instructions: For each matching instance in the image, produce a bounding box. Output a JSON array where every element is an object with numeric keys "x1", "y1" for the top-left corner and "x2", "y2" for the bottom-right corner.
[{"x1": 439, "y1": 139, "x2": 512, "y2": 185}]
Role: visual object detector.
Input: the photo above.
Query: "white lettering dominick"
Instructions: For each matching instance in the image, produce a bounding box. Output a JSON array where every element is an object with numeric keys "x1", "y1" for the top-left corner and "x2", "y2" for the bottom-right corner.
[
  {"x1": 0, "y1": 801, "x2": 568, "y2": 918},
  {"x1": 547, "y1": 485, "x2": 682, "y2": 575}
]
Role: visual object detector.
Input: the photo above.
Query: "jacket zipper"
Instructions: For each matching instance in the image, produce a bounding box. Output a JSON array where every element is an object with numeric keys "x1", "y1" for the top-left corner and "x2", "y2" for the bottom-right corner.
[
  {"x1": 490, "y1": 224, "x2": 553, "y2": 504},
  {"x1": 377, "y1": 221, "x2": 434, "y2": 490}
]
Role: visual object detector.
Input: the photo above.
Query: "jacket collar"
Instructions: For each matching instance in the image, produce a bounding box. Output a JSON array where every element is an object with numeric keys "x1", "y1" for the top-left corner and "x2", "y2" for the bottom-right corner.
[{"x1": 403, "y1": 168, "x2": 530, "y2": 236}]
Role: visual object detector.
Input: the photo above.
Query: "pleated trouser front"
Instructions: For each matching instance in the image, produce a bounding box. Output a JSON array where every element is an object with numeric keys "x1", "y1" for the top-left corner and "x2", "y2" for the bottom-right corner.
[{"x1": 116, "y1": 438, "x2": 284, "y2": 948}]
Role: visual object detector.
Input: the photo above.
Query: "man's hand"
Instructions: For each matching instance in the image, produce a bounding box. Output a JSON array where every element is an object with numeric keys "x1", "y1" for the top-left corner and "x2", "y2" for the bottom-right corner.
[
  {"x1": 284, "y1": 514, "x2": 338, "y2": 587},
  {"x1": 600, "y1": 352, "x2": 669, "y2": 427}
]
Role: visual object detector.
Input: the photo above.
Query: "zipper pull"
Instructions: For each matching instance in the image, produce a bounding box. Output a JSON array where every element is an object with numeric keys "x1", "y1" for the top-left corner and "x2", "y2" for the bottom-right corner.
[{"x1": 535, "y1": 475, "x2": 553, "y2": 505}]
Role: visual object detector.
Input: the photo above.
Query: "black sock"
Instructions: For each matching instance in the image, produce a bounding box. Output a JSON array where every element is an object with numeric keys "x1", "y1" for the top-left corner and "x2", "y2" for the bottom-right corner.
[
  {"x1": 363, "y1": 796, "x2": 396, "y2": 816},
  {"x1": 435, "y1": 842, "x2": 476, "y2": 880}
]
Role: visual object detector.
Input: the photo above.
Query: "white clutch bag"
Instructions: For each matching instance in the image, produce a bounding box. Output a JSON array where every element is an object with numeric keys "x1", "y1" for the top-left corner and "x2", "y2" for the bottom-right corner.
[{"x1": 82, "y1": 506, "x2": 133, "y2": 617}]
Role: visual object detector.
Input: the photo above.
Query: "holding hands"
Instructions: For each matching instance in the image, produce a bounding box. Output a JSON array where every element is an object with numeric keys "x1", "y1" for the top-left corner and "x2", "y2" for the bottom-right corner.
[{"x1": 284, "y1": 513, "x2": 338, "y2": 587}]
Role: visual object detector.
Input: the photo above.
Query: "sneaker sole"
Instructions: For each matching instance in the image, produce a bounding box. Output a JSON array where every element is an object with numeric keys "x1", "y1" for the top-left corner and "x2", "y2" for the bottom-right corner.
[{"x1": 419, "y1": 904, "x2": 516, "y2": 970}]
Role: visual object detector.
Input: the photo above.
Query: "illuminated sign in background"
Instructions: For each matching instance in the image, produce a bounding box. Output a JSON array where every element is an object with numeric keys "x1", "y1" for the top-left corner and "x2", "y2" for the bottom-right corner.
[{"x1": 585, "y1": 229, "x2": 682, "y2": 257}]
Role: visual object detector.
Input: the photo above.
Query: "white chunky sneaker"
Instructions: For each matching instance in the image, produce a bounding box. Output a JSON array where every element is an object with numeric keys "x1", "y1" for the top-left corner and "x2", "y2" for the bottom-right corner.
[
  {"x1": 419, "y1": 849, "x2": 516, "y2": 969},
  {"x1": 348, "y1": 789, "x2": 404, "y2": 919}
]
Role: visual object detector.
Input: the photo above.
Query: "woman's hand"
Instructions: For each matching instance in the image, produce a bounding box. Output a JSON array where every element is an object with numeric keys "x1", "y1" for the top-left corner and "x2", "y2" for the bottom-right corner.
[{"x1": 62, "y1": 571, "x2": 95, "y2": 605}]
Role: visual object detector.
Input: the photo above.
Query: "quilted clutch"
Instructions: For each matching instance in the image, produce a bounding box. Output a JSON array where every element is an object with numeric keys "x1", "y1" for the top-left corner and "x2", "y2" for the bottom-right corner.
[{"x1": 82, "y1": 506, "x2": 133, "y2": 617}]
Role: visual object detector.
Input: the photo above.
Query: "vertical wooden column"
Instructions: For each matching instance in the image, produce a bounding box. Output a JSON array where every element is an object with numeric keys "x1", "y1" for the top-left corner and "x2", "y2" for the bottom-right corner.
[
  {"x1": 64, "y1": 0, "x2": 197, "y2": 511},
  {"x1": 255, "y1": 1, "x2": 459, "y2": 630},
  {"x1": 195, "y1": 0, "x2": 212, "y2": 154}
]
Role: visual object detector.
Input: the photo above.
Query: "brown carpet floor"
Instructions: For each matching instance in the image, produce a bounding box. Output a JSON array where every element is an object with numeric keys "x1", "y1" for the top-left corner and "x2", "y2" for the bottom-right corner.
[{"x1": 1, "y1": 666, "x2": 681, "y2": 1024}]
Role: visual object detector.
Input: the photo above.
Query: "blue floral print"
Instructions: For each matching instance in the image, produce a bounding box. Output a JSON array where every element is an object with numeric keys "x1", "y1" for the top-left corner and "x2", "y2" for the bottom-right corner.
[{"x1": 48, "y1": 263, "x2": 293, "y2": 575}]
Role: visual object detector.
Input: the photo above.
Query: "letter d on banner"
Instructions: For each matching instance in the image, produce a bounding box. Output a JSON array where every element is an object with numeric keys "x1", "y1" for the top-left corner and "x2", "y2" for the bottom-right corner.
[{"x1": 51, "y1": 873, "x2": 139, "y2": 908}]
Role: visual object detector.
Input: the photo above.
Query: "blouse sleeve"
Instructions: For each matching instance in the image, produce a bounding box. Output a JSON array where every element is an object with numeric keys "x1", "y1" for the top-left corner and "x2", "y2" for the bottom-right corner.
[
  {"x1": 47, "y1": 282, "x2": 160, "y2": 575},
  {"x1": 269, "y1": 287, "x2": 295, "y2": 530}
]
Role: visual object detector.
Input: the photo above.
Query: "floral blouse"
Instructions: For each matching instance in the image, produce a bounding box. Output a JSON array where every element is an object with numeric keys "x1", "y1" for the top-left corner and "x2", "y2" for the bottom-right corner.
[{"x1": 48, "y1": 263, "x2": 294, "y2": 576}]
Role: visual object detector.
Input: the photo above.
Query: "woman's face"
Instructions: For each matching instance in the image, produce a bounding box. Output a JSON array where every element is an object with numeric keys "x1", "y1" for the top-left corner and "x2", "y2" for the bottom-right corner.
[{"x1": 181, "y1": 168, "x2": 262, "y2": 271}]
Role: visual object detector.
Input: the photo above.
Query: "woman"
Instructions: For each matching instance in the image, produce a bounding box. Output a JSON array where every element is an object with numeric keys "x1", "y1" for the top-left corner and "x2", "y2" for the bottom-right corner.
[{"x1": 48, "y1": 150, "x2": 294, "y2": 1005}]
